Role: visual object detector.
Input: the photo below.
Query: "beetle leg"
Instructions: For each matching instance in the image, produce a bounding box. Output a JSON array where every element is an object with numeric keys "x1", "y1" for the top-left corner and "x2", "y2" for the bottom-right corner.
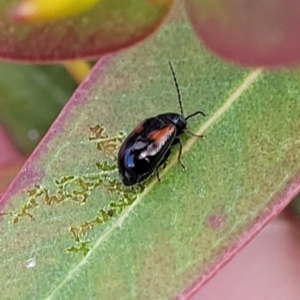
[
  {"x1": 177, "y1": 139, "x2": 186, "y2": 170},
  {"x1": 156, "y1": 169, "x2": 161, "y2": 183}
]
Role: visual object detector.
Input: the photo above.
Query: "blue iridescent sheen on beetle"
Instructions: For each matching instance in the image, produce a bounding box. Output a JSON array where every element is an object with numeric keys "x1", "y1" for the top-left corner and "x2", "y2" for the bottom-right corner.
[{"x1": 118, "y1": 62, "x2": 205, "y2": 186}]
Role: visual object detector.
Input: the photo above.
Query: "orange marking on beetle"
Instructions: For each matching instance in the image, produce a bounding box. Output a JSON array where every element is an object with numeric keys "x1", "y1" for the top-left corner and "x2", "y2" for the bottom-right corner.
[
  {"x1": 134, "y1": 123, "x2": 144, "y2": 134},
  {"x1": 148, "y1": 124, "x2": 175, "y2": 142}
]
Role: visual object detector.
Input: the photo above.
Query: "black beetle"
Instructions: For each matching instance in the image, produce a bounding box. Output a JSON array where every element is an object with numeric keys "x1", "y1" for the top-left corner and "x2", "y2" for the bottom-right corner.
[{"x1": 118, "y1": 61, "x2": 205, "y2": 186}]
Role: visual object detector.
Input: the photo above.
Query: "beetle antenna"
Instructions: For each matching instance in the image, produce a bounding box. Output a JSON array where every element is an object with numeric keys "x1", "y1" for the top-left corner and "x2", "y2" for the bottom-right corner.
[
  {"x1": 186, "y1": 110, "x2": 206, "y2": 121},
  {"x1": 168, "y1": 61, "x2": 184, "y2": 116}
]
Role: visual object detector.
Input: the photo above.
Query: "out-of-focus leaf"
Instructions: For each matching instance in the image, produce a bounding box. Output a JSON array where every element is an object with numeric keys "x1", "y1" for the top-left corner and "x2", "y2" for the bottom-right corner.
[
  {"x1": 185, "y1": 0, "x2": 300, "y2": 67},
  {"x1": 0, "y1": 126, "x2": 23, "y2": 166},
  {"x1": 0, "y1": 125, "x2": 25, "y2": 194},
  {"x1": 1, "y1": 0, "x2": 173, "y2": 61},
  {"x1": 1, "y1": 2, "x2": 300, "y2": 299},
  {"x1": 0, "y1": 62, "x2": 77, "y2": 154},
  {"x1": 12, "y1": 0, "x2": 100, "y2": 23}
]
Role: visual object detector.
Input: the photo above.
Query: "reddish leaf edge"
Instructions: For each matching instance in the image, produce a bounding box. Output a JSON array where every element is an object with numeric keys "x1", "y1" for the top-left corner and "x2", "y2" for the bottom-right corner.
[
  {"x1": 0, "y1": 5, "x2": 172, "y2": 63},
  {"x1": 178, "y1": 175, "x2": 300, "y2": 300}
]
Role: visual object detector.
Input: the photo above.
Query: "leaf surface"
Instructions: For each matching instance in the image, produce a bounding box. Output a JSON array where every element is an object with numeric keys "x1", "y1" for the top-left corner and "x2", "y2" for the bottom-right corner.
[{"x1": 1, "y1": 3, "x2": 300, "y2": 299}]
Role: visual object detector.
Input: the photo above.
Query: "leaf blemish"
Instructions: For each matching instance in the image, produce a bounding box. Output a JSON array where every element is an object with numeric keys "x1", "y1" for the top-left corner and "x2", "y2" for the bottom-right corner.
[
  {"x1": 205, "y1": 213, "x2": 228, "y2": 230},
  {"x1": 1, "y1": 125, "x2": 143, "y2": 256},
  {"x1": 68, "y1": 180, "x2": 144, "y2": 255},
  {"x1": 89, "y1": 124, "x2": 126, "y2": 159},
  {"x1": 67, "y1": 126, "x2": 145, "y2": 255}
]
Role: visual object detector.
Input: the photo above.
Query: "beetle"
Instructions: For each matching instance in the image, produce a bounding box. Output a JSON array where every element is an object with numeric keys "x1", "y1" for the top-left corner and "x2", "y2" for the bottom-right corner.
[{"x1": 118, "y1": 61, "x2": 205, "y2": 186}]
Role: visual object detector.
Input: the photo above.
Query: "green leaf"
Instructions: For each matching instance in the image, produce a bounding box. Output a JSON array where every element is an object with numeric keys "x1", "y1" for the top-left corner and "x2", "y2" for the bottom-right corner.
[
  {"x1": 1, "y1": 3, "x2": 300, "y2": 299},
  {"x1": 1, "y1": 0, "x2": 172, "y2": 61},
  {"x1": 0, "y1": 62, "x2": 77, "y2": 154}
]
